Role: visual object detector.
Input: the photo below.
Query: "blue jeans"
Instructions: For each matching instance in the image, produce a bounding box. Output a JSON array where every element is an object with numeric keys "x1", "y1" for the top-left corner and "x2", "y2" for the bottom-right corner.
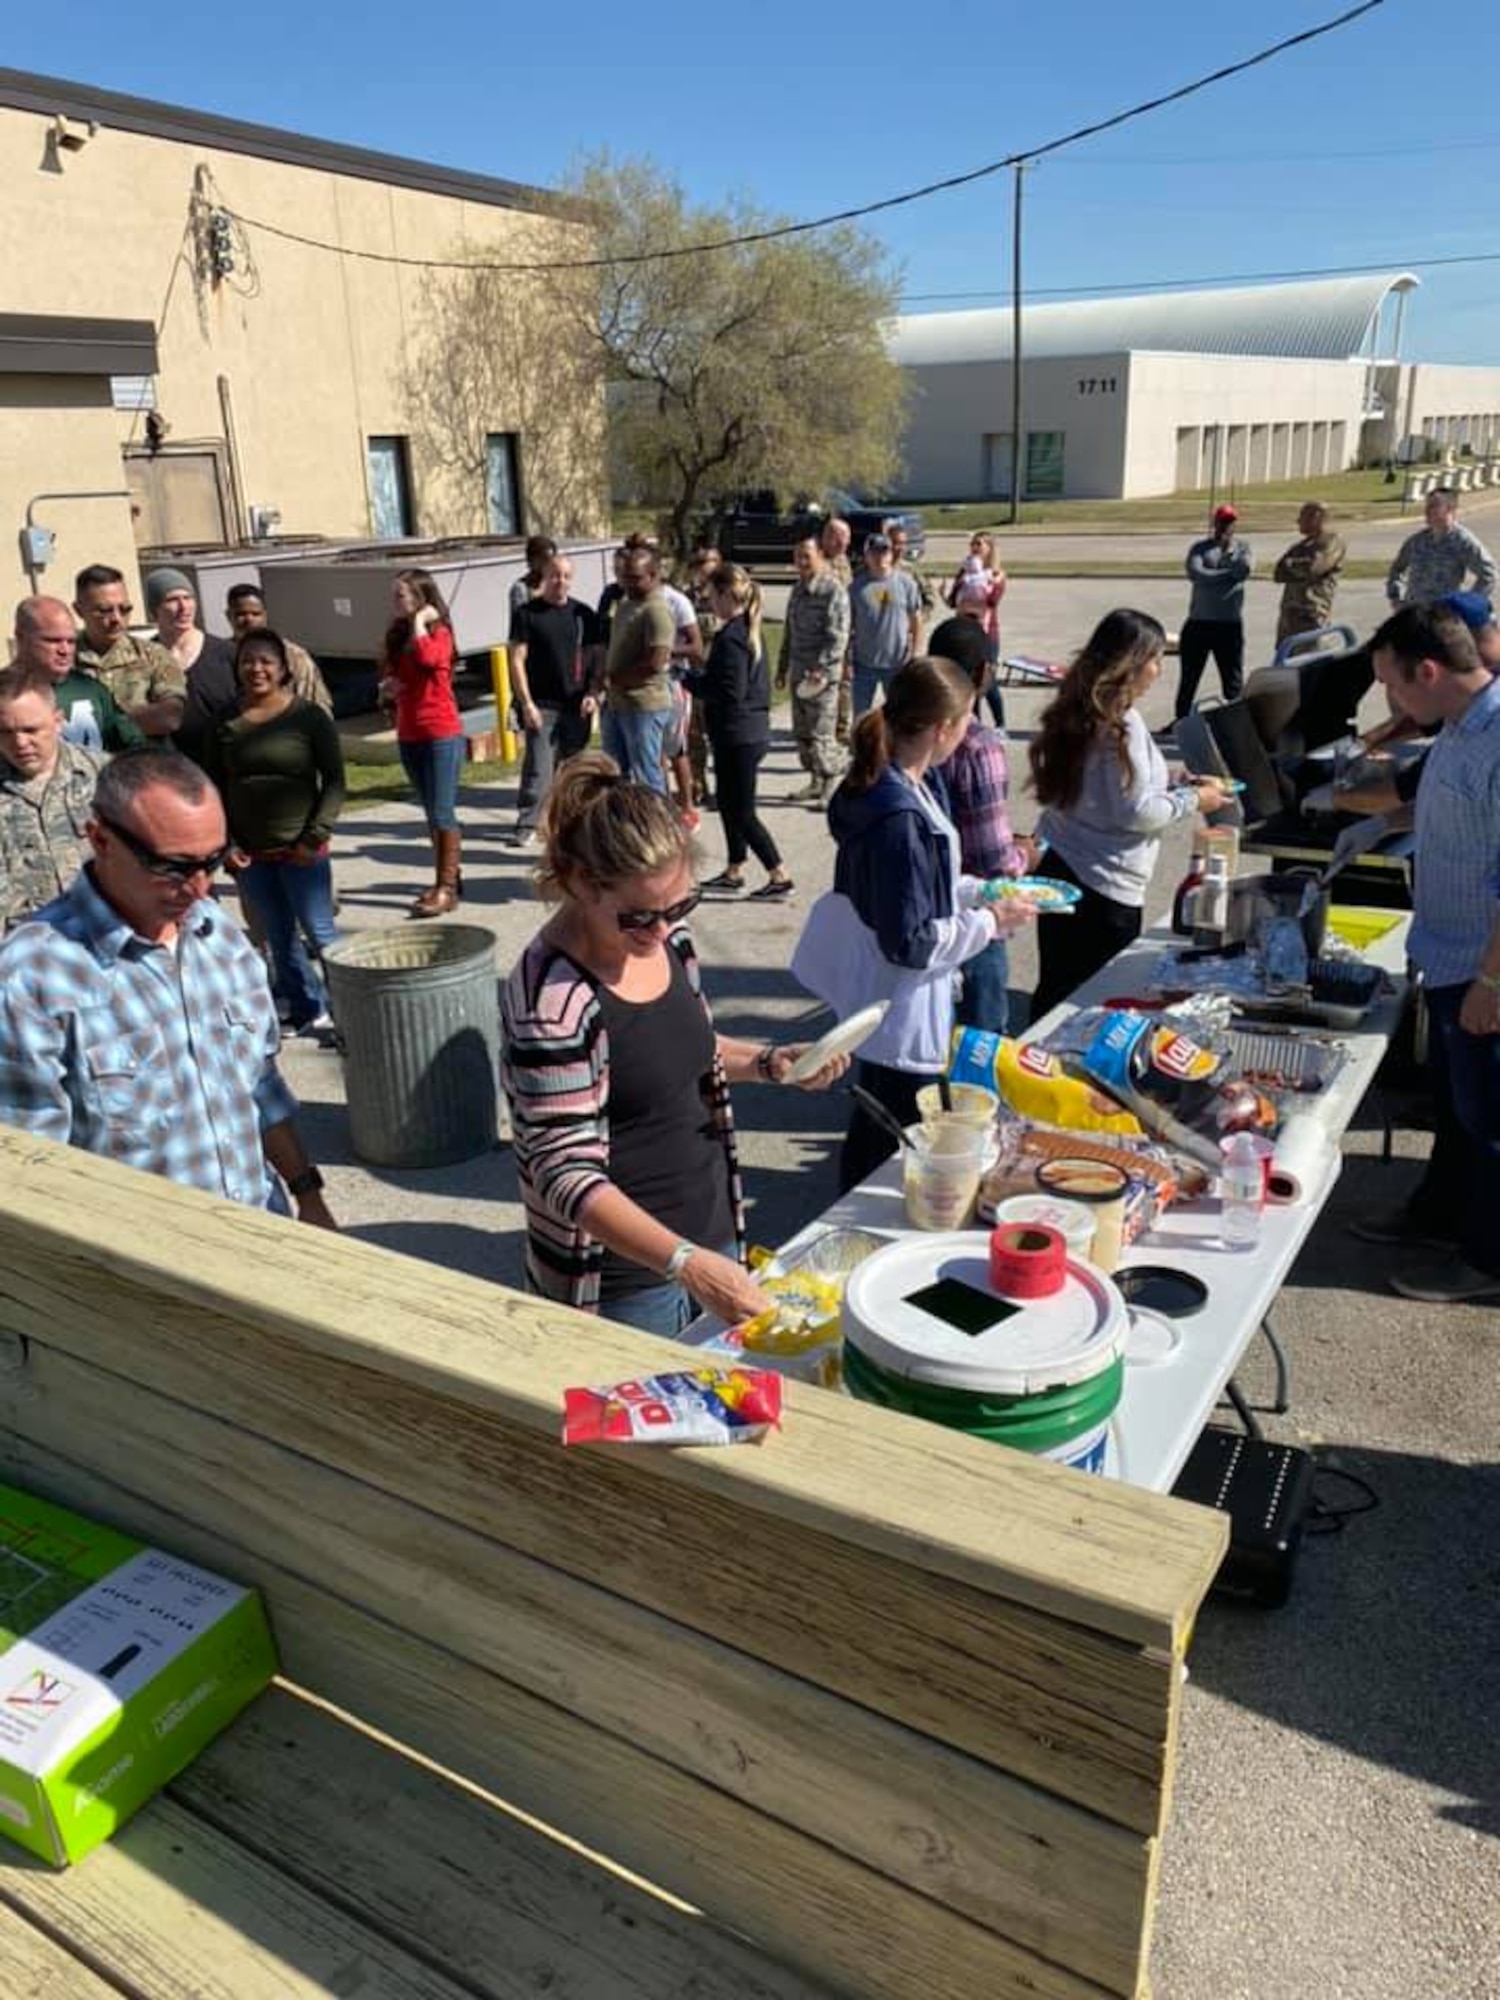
[
  {"x1": 238, "y1": 856, "x2": 339, "y2": 1027},
  {"x1": 851, "y1": 662, "x2": 891, "y2": 719},
  {"x1": 1420, "y1": 982, "x2": 1500, "y2": 1275},
  {"x1": 602, "y1": 704, "x2": 672, "y2": 793},
  {"x1": 957, "y1": 938, "x2": 1011, "y2": 1036},
  {"x1": 399, "y1": 734, "x2": 465, "y2": 832}
]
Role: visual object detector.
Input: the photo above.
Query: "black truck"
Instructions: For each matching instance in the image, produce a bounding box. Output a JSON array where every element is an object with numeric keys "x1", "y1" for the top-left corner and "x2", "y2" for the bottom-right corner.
[{"x1": 705, "y1": 490, "x2": 926, "y2": 570}]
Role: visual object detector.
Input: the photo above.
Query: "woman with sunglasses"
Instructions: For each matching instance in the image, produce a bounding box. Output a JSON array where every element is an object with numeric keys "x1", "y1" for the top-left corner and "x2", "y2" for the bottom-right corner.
[
  {"x1": 212, "y1": 628, "x2": 346, "y2": 1035},
  {"x1": 501, "y1": 752, "x2": 848, "y2": 1334}
]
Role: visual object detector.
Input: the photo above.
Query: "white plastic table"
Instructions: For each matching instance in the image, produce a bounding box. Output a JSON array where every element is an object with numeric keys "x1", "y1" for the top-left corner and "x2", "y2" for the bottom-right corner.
[{"x1": 730, "y1": 914, "x2": 1411, "y2": 1494}]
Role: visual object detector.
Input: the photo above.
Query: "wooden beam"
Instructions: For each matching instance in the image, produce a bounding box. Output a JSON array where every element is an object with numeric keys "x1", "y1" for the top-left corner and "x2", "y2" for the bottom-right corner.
[
  {"x1": 0, "y1": 1273, "x2": 1181, "y2": 1832},
  {"x1": 0, "y1": 1341, "x2": 1156, "y2": 1993},
  {"x1": 0, "y1": 1129, "x2": 1225, "y2": 1652},
  {"x1": 0, "y1": 1903, "x2": 125, "y2": 2000},
  {"x1": 6, "y1": 1438, "x2": 1135, "y2": 2000},
  {"x1": 175, "y1": 1685, "x2": 833, "y2": 2000}
]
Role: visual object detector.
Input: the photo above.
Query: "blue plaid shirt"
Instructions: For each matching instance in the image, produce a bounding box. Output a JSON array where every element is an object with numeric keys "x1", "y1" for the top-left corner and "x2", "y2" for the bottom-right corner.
[
  {"x1": 1409, "y1": 675, "x2": 1500, "y2": 988},
  {"x1": 0, "y1": 868, "x2": 297, "y2": 1207}
]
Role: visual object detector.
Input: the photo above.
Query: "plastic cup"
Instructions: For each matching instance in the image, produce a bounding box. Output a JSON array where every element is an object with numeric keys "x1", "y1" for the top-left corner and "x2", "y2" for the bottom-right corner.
[
  {"x1": 902, "y1": 1124, "x2": 987, "y2": 1231},
  {"x1": 1034, "y1": 1157, "x2": 1130, "y2": 1274},
  {"x1": 915, "y1": 1082, "x2": 999, "y2": 1132}
]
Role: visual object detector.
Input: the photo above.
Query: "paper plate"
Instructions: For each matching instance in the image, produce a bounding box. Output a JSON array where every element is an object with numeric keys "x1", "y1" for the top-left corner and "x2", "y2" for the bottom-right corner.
[
  {"x1": 987, "y1": 877, "x2": 1083, "y2": 913},
  {"x1": 785, "y1": 1002, "x2": 890, "y2": 1082}
]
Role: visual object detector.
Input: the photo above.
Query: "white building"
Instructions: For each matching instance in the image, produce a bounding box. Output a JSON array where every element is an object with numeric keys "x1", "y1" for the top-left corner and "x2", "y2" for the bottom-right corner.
[{"x1": 888, "y1": 273, "x2": 1500, "y2": 502}]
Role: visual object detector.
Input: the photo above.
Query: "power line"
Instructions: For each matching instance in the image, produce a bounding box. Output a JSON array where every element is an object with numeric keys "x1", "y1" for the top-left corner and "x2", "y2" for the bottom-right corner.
[
  {"x1": 1044, "y1": 135, "x2": 1500, "y2": 169},
  {"x1": 899, "y1": 248, "x2": 1500, "y2": 304},
  {"x1": 224, "y1": 0, "x2": 1384, "y2": 278}
]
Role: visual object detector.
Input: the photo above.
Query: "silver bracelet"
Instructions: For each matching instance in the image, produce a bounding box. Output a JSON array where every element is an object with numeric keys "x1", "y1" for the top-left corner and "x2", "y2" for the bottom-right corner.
[{"x1": 663, "y1": 1240, "x2": 697, "y2": 1281}]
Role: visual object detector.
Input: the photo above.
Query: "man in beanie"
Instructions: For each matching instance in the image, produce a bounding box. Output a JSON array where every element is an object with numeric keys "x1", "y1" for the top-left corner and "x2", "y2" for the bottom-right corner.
[
  {"x1": 146, "y1": 567, "x2": 238, "y2": 769},
  {"x1": 1176, "y1": 503, "x2": 1252, "y2": 722},
  {"x1": 73, "y1": 563, "x2": 185, "y2": 738}
]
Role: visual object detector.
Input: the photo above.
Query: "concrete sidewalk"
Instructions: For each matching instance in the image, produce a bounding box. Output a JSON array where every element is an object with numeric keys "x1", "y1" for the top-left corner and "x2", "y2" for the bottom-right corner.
[{"x1": 280, "y1": 623, "x2": 1496, "y2": 2000}]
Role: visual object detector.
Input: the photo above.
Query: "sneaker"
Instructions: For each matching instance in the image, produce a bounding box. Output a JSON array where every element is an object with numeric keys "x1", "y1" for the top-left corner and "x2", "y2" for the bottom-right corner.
[
  {"x1": 504, "y1": 826, "x2": 540, "y2": 849},
  {"x1": 1348, "y1": 1204, "x2": 1456, "y2": 1250},
  {"x1": 749, "y1": 878, "x2": 795, "y2": 901},
  {"x1": 702, "y1": 870, "x2": 746, "y2": 892},
  {"x1": 786, "y1": 781, "x2": 823, "y2": 804},
  {"x1": 295, "y1": 1011, "x2": 336, "y2": 1039},
  {"x1": 1389, "y1": 1254, "x2": 1500, "y2": 1304}
]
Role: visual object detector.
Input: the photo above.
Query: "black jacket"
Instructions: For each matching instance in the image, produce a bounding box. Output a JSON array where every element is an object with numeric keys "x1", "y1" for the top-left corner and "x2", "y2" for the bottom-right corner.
[{"x1": 696, "y1": 615, "x2": 770, "y2": 749}]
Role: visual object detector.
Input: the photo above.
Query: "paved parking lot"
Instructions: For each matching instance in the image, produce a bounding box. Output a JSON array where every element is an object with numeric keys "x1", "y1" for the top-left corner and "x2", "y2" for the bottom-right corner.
[{"x1": 280, "y1": 573, "x2": 1497, "y2": 2000}]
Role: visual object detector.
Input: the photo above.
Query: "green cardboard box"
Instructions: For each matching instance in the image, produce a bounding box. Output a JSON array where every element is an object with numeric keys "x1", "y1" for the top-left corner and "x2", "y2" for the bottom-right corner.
[{"x1": 0, "y1": 1481, "x2": 278, "y2": 1865}]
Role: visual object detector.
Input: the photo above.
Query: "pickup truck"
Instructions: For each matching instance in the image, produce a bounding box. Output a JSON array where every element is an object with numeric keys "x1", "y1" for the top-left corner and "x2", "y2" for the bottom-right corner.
[{"x1": 706, "y1": 491, "x2": 926, "y2": 570}]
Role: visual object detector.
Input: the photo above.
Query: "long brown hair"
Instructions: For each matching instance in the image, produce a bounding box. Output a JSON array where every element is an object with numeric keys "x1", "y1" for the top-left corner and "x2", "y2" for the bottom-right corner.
[
  {"x1": 1029, "y1": 609, "x2": 1166, "y2": 812},
  {"x1": 843, "y1": 655, "x2": 974, "y2": 795},
  {"x1": 382, "y1": 567, "x2": 453, "y2": 668}
]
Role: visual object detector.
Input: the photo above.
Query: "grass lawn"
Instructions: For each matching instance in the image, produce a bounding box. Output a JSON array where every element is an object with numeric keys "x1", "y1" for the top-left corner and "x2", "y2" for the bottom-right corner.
[{"x1": 909, "y1": 468, "x2": 1416, "y2": 537}]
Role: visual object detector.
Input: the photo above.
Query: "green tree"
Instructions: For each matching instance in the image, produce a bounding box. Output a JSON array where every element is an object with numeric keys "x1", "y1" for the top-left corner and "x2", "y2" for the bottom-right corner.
[{"x1": 572, "y1": 159, "x2": 906, "y2": 561}]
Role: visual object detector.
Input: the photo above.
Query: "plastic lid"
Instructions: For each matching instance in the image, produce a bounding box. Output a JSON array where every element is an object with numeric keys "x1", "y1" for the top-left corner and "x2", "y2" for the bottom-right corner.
[{"x1": 843, "y1": 1232, "x2": 1127, "y2": 1393}]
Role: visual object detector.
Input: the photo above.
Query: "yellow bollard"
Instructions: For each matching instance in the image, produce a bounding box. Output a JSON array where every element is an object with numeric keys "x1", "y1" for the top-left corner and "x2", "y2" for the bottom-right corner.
[{"x1": 489, "y1": 645, "x2": 519, "y2": 764}]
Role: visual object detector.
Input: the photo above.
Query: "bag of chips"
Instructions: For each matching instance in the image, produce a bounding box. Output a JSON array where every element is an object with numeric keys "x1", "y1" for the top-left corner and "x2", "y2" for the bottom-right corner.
[{"x1": 561, "y1": 1368, "x2": 783, "y2": 1447}]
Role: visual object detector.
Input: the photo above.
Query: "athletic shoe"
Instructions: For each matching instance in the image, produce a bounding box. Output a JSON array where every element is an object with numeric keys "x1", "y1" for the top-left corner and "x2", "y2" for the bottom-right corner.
[
  {"x1": 1348, "y1": 1204, "x2": 1456, "y2": 1250},
  {"x1": 1389, "y1": 1255, "x2": 1500, "y2": 1304},
  {"x1": 503, "y1": 826, "x2": 540, "y2": 849},
  {"x1": 294, "y1": 1012, "x2": 337, "y2": 1039},
  {"x1": 702, "y1": 870, "x2": 746, "y2": 892},
  {"x1": 786, "y1": 781, "x2": 824, "y2": 804},
  {"x1": 749, "y1": 879, "x2": 795, "y2": 900}
]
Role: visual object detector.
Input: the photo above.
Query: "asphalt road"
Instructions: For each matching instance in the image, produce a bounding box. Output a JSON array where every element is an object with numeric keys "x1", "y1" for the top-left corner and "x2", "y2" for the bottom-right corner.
[{"x1": 281, "y1": 573, "x2": 1498, "y2": 2000}]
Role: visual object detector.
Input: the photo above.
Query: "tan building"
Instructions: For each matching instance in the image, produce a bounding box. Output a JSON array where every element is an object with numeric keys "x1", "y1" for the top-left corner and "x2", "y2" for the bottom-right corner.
[{"x1": 0, "y1": 68, "x2": 609, "y2": 605}]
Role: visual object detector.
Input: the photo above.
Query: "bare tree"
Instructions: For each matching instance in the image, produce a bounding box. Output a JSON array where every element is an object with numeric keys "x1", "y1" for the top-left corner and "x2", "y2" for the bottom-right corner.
[
  {"x1": 572, "y1": 159, "x2": 906, "y2": 561},
  {"x1": 399, "y1": 249, "x2": 609, "y2": 539}
]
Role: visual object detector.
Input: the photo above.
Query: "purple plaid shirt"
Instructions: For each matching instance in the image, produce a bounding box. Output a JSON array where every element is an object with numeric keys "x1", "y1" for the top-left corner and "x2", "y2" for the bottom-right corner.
[{"x1": 944, "y1": 717, "x2": 1027, "y2": 880}]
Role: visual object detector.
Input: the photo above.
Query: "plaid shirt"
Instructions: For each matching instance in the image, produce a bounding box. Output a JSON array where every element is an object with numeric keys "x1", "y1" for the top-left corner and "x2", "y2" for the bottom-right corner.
[
  {"x1": 943, "y1": 716, "x2": 1027, "y2": 881},
  {"x1": 1408, "y1": 675, "x2": 1500, "y2": 987},
  {"x1": 0, "y1": 868, "x2": 296, "y2": 1207}
]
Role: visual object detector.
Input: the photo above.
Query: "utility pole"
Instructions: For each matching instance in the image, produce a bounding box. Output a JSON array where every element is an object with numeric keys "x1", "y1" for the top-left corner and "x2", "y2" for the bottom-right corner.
[{"x1": 1008, "y1": 160, "x2": 1028, "y2": 527}]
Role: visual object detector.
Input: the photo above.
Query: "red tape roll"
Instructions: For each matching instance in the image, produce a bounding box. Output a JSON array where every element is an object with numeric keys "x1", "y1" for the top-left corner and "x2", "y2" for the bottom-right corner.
[{"x1": 989, "y1": 1222, "x2": 1068, "y2": 1299}]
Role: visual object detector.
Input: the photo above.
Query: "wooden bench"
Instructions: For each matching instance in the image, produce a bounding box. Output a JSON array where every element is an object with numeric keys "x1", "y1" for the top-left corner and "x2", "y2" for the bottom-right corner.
[{"x1": 0, "y1": 1129, "x2": 1226, "y2": 2000}]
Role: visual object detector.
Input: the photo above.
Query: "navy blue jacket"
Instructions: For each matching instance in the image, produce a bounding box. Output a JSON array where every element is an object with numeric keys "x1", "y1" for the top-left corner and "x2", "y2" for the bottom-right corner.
[{"x1": 827, "y1": 765, "x2": 958, "y2": 971}]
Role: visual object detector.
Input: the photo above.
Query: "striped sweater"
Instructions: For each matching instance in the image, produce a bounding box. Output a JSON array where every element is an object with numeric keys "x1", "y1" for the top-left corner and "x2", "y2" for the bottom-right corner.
[{"x1": 500, "y1": 926, "x2": 746, "y2": 1311}]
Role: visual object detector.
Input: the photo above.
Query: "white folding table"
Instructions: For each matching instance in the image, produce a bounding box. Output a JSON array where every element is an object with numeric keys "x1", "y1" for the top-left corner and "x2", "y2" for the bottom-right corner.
[{"x1": 725, "y1": 915, "x2": 1411, "y2": 1495}]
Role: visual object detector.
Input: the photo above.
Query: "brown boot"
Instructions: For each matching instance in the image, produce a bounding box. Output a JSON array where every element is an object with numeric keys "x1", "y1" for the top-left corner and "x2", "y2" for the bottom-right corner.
[{"x1": 410, "y1": 830, "x2": 462, "y2": 918}]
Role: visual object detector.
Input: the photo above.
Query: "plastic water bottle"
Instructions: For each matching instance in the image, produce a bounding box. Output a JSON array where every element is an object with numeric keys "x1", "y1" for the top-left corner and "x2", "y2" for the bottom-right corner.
[{"x1": 1220, "y1": 1132, "x2": 1264, "y2": 1250}]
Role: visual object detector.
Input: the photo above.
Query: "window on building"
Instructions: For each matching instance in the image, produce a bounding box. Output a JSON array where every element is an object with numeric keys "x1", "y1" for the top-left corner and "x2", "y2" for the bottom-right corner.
[
  {"x1": 367, "y1": 436, "x2": 415, "y2": 539},
  {"x1": 485, "y1": 433, "x2": 521, "y2": 535},
  {"x1": 1025, "y1": 431, "x2": 1065, "y2": 499}
]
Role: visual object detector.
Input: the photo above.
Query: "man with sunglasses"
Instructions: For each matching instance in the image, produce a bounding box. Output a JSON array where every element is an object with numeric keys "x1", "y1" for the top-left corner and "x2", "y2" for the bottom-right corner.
[
  {"x1": 0, "y1": 749, "x2": 335, "y2": 1227},
  {"x1": 72, "y1": 564, "x2": 185, "y2": 739}
]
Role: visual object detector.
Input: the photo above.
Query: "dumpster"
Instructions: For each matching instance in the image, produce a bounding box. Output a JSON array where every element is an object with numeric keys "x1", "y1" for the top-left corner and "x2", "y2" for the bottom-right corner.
[{"x1": 323, "y1": 925, "x2": 500, "y2": 1168}]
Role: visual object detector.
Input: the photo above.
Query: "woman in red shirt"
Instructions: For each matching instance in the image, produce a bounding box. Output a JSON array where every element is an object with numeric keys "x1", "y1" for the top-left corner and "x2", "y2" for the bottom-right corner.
[{"x1": 380, "y1": 569, "x2": 465, "y2": 917}]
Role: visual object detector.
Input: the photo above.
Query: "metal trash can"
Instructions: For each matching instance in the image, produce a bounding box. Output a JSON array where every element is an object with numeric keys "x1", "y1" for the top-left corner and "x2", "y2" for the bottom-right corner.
[{"x1": 323, "y1": 925, "x2": 500, "y2": 1168}]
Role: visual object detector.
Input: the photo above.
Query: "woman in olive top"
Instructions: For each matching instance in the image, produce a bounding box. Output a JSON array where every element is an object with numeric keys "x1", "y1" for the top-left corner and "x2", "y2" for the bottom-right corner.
[{"x1": 215, "y1": 628, "x2": 346, "y2": 1035}]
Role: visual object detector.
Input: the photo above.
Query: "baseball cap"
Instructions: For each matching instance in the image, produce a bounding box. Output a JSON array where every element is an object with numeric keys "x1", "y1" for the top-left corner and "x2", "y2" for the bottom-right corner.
[
  {"x1": 1212, "y1": 504, "x2": 1238, "y2": 526},
  {"x1": 864, "y1": 532, "x2": 893, "y2": 553},
  {"x1": 1438, "y1": 590, "x2": 1495, "y2": 631}
]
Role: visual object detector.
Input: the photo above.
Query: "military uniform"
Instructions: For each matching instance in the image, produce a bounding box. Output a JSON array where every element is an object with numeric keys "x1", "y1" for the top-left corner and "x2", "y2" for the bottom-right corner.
[
  {"x1": 779, "y1": 572, "x2": 850, "y2": 798},
  {"x1": 75, "y1": 633, "x2": 185, "y2": 725},
  {"x1": 825, "y1": 554, "x2": 856, "y2": 742},
  {"x1": 0, "y1": 739, "x2": 103, "y2": 930},
  {"x1": 1273, "y1": 530, "x2": 1347, "y2": 645}
]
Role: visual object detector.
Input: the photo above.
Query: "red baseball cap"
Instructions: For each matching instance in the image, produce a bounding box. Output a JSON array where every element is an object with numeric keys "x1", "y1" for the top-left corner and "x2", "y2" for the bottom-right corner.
[{"x1": 1212, "y1": 504, "x2": 1239, "y2": 525}]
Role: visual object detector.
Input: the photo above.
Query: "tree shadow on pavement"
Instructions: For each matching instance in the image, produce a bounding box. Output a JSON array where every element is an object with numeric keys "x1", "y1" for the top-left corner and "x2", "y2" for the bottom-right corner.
[{"x1": 1184, "y1": 1442, "x2": 1500, "y2": 1838}]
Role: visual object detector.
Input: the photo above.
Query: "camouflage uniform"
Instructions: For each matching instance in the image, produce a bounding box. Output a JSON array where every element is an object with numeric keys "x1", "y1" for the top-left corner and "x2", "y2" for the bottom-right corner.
[
  {"x1": 0, "y1": 738, "x2": 103, "y2": 930},
  {"x1": 75, "y1": 633, "x2": 186, "y2": 727},
  {"x1": 287, "y1": 640, "x2": 334, "y2": 714},
  {"x1": 826, "y1": 554, "x2": 857, "y2": 743},
  {"x1": 779, "y1": 572, "x2": 850, "y2": 794}
]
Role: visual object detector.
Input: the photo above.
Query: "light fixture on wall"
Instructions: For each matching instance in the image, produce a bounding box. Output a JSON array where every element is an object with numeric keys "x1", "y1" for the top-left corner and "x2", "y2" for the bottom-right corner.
[{"x1": 52, "y1": 115, "x2": 97, "y2": 153}]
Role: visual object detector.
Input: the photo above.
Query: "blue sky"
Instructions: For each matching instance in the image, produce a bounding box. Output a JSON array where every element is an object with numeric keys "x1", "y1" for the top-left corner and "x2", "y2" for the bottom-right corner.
[{"x1": 10, "y1": 0, "x2": 1498, "y2": 361}]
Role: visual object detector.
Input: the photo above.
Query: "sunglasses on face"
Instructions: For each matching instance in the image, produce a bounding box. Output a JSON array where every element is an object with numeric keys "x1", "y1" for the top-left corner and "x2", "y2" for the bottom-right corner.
[
  {"x1": 615, "y1": 888, "x2": 701, "y2": 934},
  {"x1": 96, "y1": 811, "x2": 229, "y2": 881}
]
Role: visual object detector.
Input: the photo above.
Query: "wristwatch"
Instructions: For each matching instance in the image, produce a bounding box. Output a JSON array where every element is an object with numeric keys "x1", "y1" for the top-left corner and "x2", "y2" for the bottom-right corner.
[{"x1": 286, "y1": 1166, "x2": 325, "y2": 1199}]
